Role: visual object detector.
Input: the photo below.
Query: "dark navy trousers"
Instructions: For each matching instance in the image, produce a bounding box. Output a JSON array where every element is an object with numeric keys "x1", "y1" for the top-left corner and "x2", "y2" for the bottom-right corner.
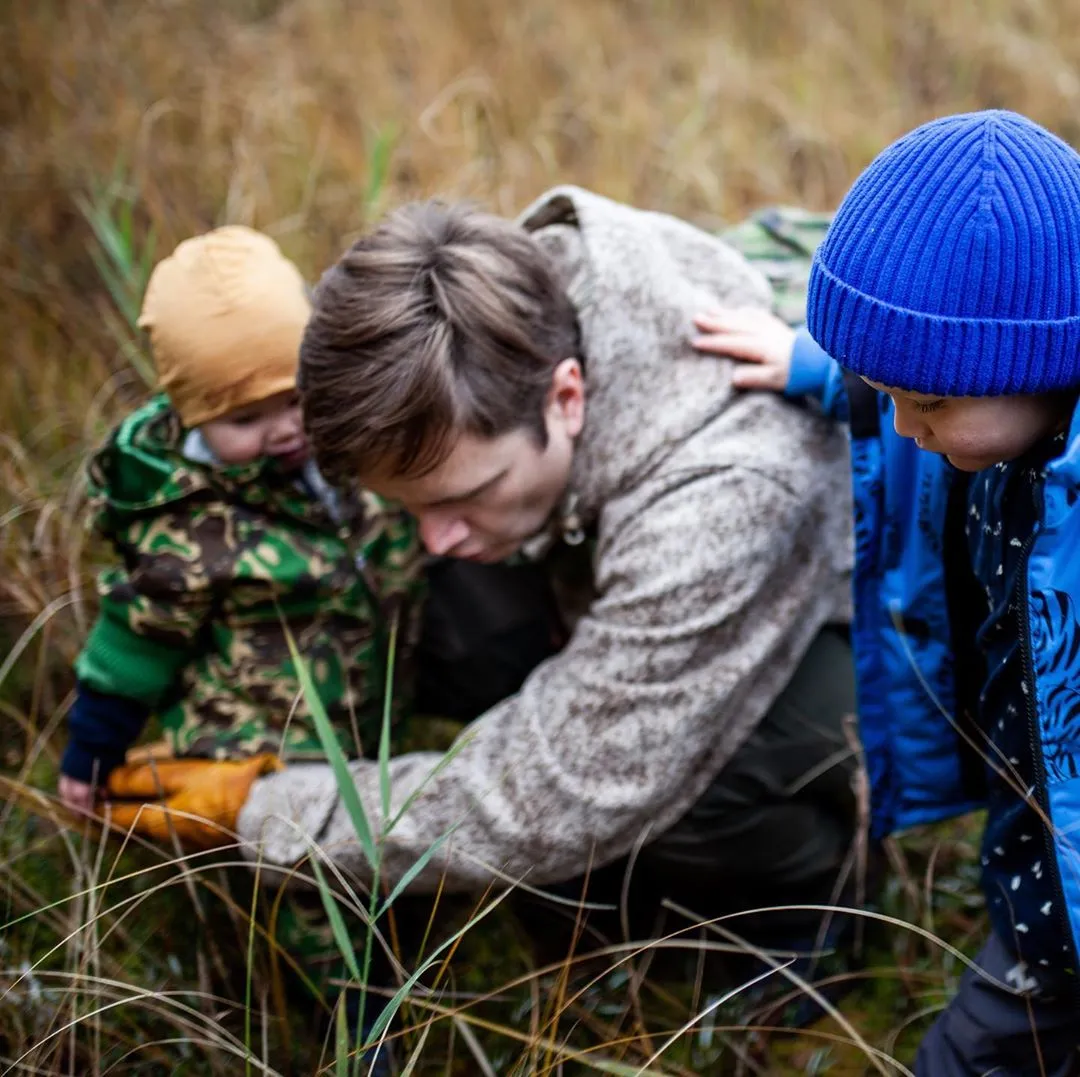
[{"x1": 916, "y1": 932, "x2": 1079, "y2": 1076}]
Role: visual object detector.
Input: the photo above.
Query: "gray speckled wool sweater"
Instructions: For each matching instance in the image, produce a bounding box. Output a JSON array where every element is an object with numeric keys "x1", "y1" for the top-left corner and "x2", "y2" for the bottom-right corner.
[{"x1": 237, "y1": 187, "x2": 853, "y2": 891}]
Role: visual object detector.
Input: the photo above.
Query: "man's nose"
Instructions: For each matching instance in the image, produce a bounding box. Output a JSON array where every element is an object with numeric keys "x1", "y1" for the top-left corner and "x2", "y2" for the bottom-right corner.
[{"x1": 418, "y1": 513, "x2": 470, "y2": 556}]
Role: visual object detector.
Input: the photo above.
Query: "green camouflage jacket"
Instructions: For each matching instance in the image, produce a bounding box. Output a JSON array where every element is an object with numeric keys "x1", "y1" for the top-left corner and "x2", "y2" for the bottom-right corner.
[
  {"x1": 75, "y1": 395, "x2": 424, "y2": 761},
  {"x1": 720, "y1": 206, "x2": 833, "y2": 326}
]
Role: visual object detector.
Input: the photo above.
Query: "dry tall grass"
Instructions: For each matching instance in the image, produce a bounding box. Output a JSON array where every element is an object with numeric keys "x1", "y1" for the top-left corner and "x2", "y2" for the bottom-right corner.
[
  {"x1": 1, "y1": 0, "x2": 1077, "y2": 1071},
  {"x1": 6, "y1": 0, "x2": 1080, "y2": 659}
]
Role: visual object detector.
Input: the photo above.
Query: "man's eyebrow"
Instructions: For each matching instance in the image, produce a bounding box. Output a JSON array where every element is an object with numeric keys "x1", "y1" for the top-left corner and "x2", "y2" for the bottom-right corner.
[{"x1": 424, "y1": 469, "x2": 506, "y2": 509}]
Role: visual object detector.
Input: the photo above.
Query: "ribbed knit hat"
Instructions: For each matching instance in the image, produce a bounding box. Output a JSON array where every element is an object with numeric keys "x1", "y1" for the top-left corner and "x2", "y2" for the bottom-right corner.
[
  {"x1": 139, "y1": 226, "x2": 310, "y2": 427},
  {"x1": 807, "y1": 110, "x2": 1080, "y2": 396}
]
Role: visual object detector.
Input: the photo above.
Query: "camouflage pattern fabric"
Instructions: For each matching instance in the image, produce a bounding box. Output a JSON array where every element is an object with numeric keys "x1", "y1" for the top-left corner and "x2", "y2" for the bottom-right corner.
[
  {"x1": 76, "y1": 395, "x2": 424, "y2": 761},
  {"x1": 270, "y1": 883, "x2": 440, "y2": 1010},
  {"x1": 271, "y1": 887, "x2": 358, "y2": 999},
  {"x1": 720, "y1": 207, "x2": 833, "y2": 326}
]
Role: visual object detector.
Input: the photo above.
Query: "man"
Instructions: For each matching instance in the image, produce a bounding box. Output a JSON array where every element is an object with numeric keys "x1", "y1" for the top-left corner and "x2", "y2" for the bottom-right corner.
[{"x1": 237, "y1": 187, "x2": 857, "y2": 947}]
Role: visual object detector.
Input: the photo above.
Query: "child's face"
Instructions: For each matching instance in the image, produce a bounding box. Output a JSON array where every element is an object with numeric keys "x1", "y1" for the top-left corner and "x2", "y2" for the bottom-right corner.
[
  {"x1": 200, "y1": 389, "x2": 308, "y2": 470},
  {"x1": 865, "y1": 379, "x2": 1073, "y2": 472}
]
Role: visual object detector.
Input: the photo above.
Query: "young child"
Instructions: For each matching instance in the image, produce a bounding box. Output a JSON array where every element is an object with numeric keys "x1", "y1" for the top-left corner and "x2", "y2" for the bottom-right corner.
[
  {"x1": 59, "y1": 226, "x2": 420, "y2": 1065},
  {"x1": 61, "y1": 225, "x2": 422, "y2": 822},
  {"x1": 695, "y1": 111, "x2": 1080, "y2": 1072}
]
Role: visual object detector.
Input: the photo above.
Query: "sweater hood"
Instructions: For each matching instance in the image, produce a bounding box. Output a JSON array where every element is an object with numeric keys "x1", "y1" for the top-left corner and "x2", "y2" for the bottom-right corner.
[{"x1": 518, "y1": 186, "x2": 774, "y2": 525}]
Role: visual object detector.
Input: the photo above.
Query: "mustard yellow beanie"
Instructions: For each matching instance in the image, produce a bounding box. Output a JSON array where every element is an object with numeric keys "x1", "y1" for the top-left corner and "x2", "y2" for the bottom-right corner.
[{"x1": 138, "y1": 226, "x2": 310, "y2": 427}]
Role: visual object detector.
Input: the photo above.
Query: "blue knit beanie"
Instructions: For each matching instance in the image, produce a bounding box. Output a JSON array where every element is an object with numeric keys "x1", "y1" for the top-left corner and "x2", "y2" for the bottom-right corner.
[{"x1": 807, "y1": 110, "x2": 1080, "y2": 396}]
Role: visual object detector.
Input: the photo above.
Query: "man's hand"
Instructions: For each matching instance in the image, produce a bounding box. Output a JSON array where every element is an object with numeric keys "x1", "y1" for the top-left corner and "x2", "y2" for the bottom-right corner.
[
  {"x1": 692, "y1": 308, "x2": 796, "y2": 391},
  {"x1": 104, "y1": 754, "x2": 284, "y2": 849},
  {"x1": 58, "y1": 775, "x2": 96, "y2": 815}
]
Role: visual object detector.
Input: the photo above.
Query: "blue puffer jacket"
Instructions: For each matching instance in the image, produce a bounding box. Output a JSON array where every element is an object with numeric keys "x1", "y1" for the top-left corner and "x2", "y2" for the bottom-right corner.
[{"x1": 789, "y1": 328, "x2": 1080, "y2": 968}]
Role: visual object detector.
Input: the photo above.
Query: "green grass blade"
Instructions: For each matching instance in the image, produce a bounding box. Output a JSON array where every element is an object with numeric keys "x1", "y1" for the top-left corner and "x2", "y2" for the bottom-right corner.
[
  {"x1": 284, "y1": 625, "x2": 377, "y2": 866},
  {"x1": 138, "y1": 230, "x2": 158, "y2": 283},
  {"x1": 76, "y1": 193, "x2": 135, "y2": 282},
  {"x1": 308, "y1": 853, "x2": 363, "y2": 983},
  {"x1": 74, "y1": 181, "x2": 157, "y2": 385},
  {"x1": 363, "y1": 124, "x2": 397, "y2": 217},
  {"x1": 397, "y1": 1021, "x2": 431, "y2": 1077},
  {"x1": 84, "y1": 243, "x2": 128, "y2": 307},
  {"x1": 244, "y1": 863, "x2": 262, "y2": 1077},
  {"x1": 367, "y1": 887, "x2": 512, "y2": 1043},
  {"x1": 335, "y1": 994, "x2": 350, "y2": 1077},
  {"x1": 100, "y1": 307, "x2": 156, "y2": 387},
  {"x1": 118, "y1": 196, "x2": 135, "y2": 255},
  {"x1": 376, "y1": 825, "x2": 458, "y2": 919},
  {"x1": 589, "y1": 1061, "x2": 670, "y2": 1076},
  {"x1": 378, "y1": 613, "x2": 398, "y2": 823},
  {"x1": 387, "y1": 728, "x2": 476, "y2": 833}
]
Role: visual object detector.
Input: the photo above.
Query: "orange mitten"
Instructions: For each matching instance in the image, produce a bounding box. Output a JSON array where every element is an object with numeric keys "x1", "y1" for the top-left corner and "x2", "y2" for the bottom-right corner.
[{"x1": 104, "y1": 754, "x2": 284, "y2": 850}]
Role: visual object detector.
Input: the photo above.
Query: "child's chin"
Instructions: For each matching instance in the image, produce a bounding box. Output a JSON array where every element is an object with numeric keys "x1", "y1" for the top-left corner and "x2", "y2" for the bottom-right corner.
[{"x1": 945, "y1": 452, "x2": 1000, "y2": 473}]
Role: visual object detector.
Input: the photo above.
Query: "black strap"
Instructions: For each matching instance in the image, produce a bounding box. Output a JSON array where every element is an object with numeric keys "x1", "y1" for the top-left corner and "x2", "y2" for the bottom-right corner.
[
  {"x1": 941, "y1": 471, "x2": 988, "y2": 802},
  {"x1": 843, "y1": 369, "x2": 881, "y2": 438}
]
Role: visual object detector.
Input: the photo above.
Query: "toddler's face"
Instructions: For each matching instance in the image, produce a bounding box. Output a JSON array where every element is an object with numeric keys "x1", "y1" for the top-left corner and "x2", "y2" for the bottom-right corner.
[
  {"x1": 864, "y1": 379, "x2": 1074, "y2": 472},
  {"x1": 200, "y1": 389, "x2": 308, "y2": 469}
]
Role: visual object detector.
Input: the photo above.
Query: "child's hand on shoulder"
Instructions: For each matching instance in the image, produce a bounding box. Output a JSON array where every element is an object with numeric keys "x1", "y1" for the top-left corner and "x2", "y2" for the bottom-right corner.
[
  {"x1": 59, "y1": 774, "x2": 96, "y2": 814},
  {"x1": 692, "y1": 308, "x2": 795, "y2": 392}
]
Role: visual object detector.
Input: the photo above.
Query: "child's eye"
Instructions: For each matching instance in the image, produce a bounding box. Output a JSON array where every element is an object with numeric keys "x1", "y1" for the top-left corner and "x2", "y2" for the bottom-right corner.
[{"x1": 913, "y1": 400, "x2": 946, "y2": 414}]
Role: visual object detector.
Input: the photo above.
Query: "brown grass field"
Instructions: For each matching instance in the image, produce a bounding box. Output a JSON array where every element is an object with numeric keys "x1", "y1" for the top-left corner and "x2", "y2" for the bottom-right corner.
[{"x1": 2, "y1": 0, "x2": 1078, "y2": 1072}]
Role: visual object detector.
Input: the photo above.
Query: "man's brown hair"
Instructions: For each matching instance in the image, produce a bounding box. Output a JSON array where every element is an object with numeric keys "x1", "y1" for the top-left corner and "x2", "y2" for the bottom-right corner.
[{"x1": 299, "y1": 201, "x2": 581, "y2": 480}]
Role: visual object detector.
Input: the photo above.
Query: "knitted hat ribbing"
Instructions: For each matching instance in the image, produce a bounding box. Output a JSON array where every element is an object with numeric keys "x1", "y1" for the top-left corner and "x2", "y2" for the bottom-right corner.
[{"x1": 807, "y1": 110, "x2": 1080, "y2": 396}]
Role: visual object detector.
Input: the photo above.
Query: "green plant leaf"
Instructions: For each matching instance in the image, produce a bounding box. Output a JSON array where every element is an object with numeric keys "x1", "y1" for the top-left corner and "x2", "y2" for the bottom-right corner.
[
  {"x1": 363, "y1": 124, "x2": 397, "y2": 217},
  {"x1": 74, "y1": 180, "x2": 156, "y2": 385},
  {"x1": 367, "y1": 887, "x2": 512, "y2": 1044},
  {"x1": 588, "y1": 1062, "x2": 671, "y2": 1076},
  {"x1": 284, "y1": 625, "x2": 377, "y2": 867},
  {"x1": 397, "y1": 1021, "x2": 431, "y2": 1077},
  {"x1": 309, "y1": 853, "x2": 363, "y2": 983},
  {"x1": 335, "y1": 993, "x2": 350, "y2": 1077},
  {"x1": 376, "y1": 824, "x2": 458, "y2": 919},
  {"x1": 387, "y1": 728, "x2": 476, "y2": 833},
  {"x1": 378, "y1": 613, "x2": 398, "y2": 823}
]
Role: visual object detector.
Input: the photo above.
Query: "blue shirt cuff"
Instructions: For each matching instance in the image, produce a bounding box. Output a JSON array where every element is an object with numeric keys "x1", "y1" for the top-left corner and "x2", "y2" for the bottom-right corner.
[{"x1": 785, "y1": 327, "x2": 835, "y2": 400}]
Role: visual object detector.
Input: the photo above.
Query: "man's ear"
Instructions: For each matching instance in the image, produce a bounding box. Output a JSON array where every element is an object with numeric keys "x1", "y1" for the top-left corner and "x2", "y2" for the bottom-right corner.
[{"x1": 547, "y1": 358, "x2": 585, "y2": 438}]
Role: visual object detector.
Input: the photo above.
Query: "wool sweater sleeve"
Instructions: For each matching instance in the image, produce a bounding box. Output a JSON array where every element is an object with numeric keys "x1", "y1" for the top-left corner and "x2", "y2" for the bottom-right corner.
[{"x1": 239, "y1": 464, "x2": 836, "y2": 892}]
